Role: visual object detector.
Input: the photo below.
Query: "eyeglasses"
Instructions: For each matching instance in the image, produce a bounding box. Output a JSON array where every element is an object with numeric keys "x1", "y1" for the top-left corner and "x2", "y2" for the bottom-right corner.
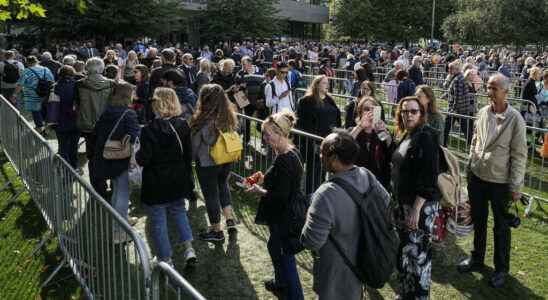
[
  {"x1": 400, "y1": 109, "x2": 420, "y2": 116},
  {"x1": 362, "y1": 106, "x2": 375, "y2": 112}
]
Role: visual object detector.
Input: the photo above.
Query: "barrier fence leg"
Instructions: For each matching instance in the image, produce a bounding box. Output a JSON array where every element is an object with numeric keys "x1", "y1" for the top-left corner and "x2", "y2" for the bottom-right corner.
[{"x1": 41, "y1": 256, "x2": 68, "y2": 288}]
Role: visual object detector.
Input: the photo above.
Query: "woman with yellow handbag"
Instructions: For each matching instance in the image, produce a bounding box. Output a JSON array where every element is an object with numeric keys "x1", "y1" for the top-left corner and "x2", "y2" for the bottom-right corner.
[{"x1": 191, "y1": 84, "x2": 242, "y2": 242}]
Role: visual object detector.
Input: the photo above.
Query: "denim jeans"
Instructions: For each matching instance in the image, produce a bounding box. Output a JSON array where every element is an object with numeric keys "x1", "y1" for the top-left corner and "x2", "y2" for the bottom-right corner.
[
  {"x1": 268, "y1": 224, "x2": 304, "y2": 300},
  {"x1": 146, "y1": 200, "x2": 193, "y2": 261},
  {"x1": 111, "y1": 170, "x2": 129, "y2": 232},
  {"x1": 31, "y1": 110, "x2": 44, "y2": 128}
]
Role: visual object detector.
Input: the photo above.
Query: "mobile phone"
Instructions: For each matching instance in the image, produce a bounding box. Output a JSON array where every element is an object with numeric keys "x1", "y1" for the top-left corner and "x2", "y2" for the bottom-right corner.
[{"x1": 373, "y1": 106, "x2": 381, "y2": 124}]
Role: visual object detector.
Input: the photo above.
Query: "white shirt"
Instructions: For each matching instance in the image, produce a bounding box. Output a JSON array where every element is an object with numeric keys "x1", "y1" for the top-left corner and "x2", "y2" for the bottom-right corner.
[{"x1": 265, "y1": 78, "x2": 293, "y2": 114}]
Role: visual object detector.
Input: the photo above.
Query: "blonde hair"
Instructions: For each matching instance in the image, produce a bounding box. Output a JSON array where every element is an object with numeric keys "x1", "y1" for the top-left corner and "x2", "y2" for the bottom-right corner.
[
  {"x1": 262, "y1": 110, "x2": 297, "y2": 137},
  {"x1": 152, "y1": 87, "x2": 182, "y2": 118},
  {"x1": 529, "y1": 66, "x2": 541, "y2": 78},
  {"x1": 219, "y1": 58, "x2": 235, "y2": 73},
  {"x1": 199, "y1": 59, "x2": 211, "y2": 74},
  {"x1": 304, "y1": 75, "x2": 328, "y2": 104}
]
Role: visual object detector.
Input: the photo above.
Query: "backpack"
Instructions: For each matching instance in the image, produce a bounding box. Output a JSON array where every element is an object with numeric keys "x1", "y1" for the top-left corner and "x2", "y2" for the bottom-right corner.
[
  {"x1": 328, "y1": 170, "x2": 399, "y2": 289},
  {"x1": 3, "y1": 61, "x2": 20, "y2": 84},
  {"x1": 437, "y1": 146, "x2": 461, "y2": 209},
  {"x1": 28, "y1": 68, "x2": 52, "y2": 98}
]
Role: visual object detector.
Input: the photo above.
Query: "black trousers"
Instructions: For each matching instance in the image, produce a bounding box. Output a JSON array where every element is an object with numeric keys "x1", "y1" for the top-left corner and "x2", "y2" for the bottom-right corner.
[
  {"x1": 82, "y1": 132, "x2": 108, "y2": 198},
  {"x1": 468, "y1": 174, "x2": 511, "y2": 273},
  {"x1": 243, "y1": 104, "x2": 256, "y2": 144},
  {"x1": 443, "y1": 114, "x2": 474, "y2": 147}
]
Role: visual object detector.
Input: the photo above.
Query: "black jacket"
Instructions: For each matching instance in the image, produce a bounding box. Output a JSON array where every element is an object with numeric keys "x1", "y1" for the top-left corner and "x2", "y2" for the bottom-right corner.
[
  {"x1": 136, "y1": 117, "x2": 194, "y2": 205},
  {"x1": 93, "y1": 107, "x2": 140, "y2": 179},
  {"x1": 392, "y1": 125, "x2": 441, "y2": 205},
  {"x1": 255, "y1": 149, "x2": 304, "y2": 227},
  {"x1": 296, "y1": 95, "x2": 341, "y2": 137},
  {"x1": 521, "y1": 79, "x2": 539, "y2": 106},
  {"x1": 408, "y1": 65, "x2": 424, "y2": 86},
  {"x1": 148, "y1": 64, "x2": 177, "y2": 99}
]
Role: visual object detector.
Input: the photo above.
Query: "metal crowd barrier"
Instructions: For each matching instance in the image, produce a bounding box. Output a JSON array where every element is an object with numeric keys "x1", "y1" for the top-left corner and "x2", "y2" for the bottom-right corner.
[
  {"x1": 0, "y1": 96, "x2": 205, "y2": 300},
  {"x1": 152, "y1": 261, "x2": 206, "y2": 300}
]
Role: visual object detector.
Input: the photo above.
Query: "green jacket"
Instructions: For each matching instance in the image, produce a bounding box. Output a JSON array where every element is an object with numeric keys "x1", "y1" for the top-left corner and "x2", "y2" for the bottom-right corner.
[{"x1": 75, "y1": 75, "x2": 114, "y2": 132}]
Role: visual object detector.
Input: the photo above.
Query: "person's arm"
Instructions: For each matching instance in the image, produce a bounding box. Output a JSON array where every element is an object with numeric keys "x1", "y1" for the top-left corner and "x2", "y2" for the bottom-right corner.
[
  {"x1": 301, "y1": 188, "x2": 335, "y2": 252},
  {"x1": 509, "y1": 114, "x2": 528, "y2": 195},
  {"x1": 264, "y1": 82, "x2": 276, "y2": 108},
  {"x1": 135, "y1": 127, "x2": 151, "y2": 167}
]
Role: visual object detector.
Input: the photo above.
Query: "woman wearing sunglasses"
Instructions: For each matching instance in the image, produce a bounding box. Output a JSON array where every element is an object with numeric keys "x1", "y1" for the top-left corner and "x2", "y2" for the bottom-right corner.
[{"x1": 391, "y1": 96, "x2": 441, "y2": 300}]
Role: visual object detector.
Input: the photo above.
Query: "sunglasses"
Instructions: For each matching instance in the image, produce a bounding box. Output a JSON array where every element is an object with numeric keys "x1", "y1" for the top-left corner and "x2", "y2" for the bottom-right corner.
[{"x1": 400, "y1": 109, "x2": 420, "y2": 116}]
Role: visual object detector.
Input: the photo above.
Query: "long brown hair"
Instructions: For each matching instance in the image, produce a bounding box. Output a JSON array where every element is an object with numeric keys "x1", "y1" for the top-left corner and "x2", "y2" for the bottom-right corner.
[
  {"x1": 395, "y1": 96, "x2": 426, "y2": 136},
  {"x1": 415, "y1": 84, "x2": 438, "y2": 114},
  {"x1": 304, "y1": 75, "x2": 328, "y2": 105},
  {"x1": 191, "y1": 84, "x2": 238, "y2": 133},
  {"x1": 357, "y1": 80, "x2": 376, "y2": 100}
]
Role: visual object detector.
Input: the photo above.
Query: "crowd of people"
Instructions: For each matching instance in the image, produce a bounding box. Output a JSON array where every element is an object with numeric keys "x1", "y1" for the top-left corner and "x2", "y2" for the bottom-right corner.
[{"x1": 0, "y1": 39, "x2": 533, "y2": 299}]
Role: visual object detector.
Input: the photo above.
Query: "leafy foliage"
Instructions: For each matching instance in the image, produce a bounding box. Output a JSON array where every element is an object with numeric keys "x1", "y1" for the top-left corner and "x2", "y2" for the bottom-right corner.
[
  {"x1": 331, "y1": 0, "x2": 454, "y2": 42},
  {"x1": 25, "y1": 0, "x2": 186, "y2": 40},
  {"x1": 442, "y1": 0, "x2": 548, "y2": 45},
  {"x1": 198, "y1": 0, "x2": 281, "y2": 42},
  {"x1": 0, "y1": 0, "x2": 87, "y2": 21}
]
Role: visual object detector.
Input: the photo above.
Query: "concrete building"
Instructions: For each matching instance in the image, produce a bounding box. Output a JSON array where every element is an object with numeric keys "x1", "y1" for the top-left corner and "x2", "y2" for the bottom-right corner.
[{"x1": 180, "y1": 0, "x2": 329, "y2": 44}]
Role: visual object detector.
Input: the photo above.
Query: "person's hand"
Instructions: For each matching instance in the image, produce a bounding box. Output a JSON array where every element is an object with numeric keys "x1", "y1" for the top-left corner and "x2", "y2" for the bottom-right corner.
[
  {"x1": 245, "y1": 184, "x2": 267, "y2": 195},
  {"x1": 405, "y1": 206, "x2": 421, "y2": 231},
  {"x1": 359, "y1": 111, "x2": 373, "y2": 130},
  {"x1": 511, "y1": 191, "x2": 522, "y2": 202},
  {"x1": 231, "y1": 85, "x2": 239, "y2": 93},
  {"x1": 374, "y1": 120, "x2": 387, "y2": 132}
]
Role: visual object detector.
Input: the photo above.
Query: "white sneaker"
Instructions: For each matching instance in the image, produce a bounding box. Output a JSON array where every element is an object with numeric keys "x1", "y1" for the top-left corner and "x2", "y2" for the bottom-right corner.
[{"x1": 184, "y1": 247, "x2": 197, "y2": 267}]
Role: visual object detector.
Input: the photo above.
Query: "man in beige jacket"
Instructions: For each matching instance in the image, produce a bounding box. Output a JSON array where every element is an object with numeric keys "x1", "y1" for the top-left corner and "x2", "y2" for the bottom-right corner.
[{"x1": 457, "y1": 74, "x2": 527, "y2": 288}]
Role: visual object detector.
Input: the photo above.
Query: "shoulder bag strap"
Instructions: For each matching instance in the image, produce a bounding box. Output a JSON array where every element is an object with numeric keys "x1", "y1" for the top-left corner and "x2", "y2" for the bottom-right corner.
[
  {"x1": 168, "y1": 120, "x2": 184, "y2": 156},
  {"x1": 327, "y1": 176, "x2": 370, "y2": 282},
  {"x1": 28, "y1": 67, "x2": 41, "y2": 80},
  {"x1": 106, "y1": 109, "x2": 129, "y2": 141}
]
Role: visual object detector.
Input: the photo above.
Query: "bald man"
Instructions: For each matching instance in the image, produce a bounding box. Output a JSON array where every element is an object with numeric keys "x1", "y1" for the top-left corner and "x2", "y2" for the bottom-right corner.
[{"x1": 458, "y1": 74, "x2": 527, "y2": 288}]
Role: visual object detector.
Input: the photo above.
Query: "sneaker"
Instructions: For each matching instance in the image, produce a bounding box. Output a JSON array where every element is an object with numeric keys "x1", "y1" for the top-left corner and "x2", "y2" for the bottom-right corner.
[
  {"x1": 184, "y1": 248, "x2": 197, "y2": 267},
  {"x1": 198, "y1": 230, "x2": 225, "y2": 242},
  {"x1": 127, "y1": 216, "x2": 139, "y2": 226},
  {"x1": 489, "y1": 272, "x2": 506, "y2": 288},
  {"x1": 457, "y1": 257, "x2": 485, "y2": 273},
  {"x1": 226, "y1": 219, "x2": 239, "y2": 235},
  {"x1": 264, "y1": 279, "x2": 286, "y2": 297}
]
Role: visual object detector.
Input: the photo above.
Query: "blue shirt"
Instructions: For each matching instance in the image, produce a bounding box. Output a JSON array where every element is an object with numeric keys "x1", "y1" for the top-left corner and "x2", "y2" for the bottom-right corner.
[{"x1": 18, "y1": 65, "x2": 54, "y2": 111}]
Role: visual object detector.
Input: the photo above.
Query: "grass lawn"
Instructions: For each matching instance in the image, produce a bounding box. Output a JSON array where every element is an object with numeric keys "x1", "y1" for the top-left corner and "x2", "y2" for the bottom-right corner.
[{"x1": 0, "y1": 155, "x2": 82, "y2": 300}]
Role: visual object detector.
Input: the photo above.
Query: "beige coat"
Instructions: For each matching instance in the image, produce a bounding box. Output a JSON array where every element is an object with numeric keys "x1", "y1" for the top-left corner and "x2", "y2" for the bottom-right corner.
[{"x1": 469, "y1": 104, "x2": 527, "y2": 191}]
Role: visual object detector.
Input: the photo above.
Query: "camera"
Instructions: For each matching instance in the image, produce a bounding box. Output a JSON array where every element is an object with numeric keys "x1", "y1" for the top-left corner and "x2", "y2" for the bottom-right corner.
[{"x1": 505, "y1": 203, "x2": 521, "y2": 229}]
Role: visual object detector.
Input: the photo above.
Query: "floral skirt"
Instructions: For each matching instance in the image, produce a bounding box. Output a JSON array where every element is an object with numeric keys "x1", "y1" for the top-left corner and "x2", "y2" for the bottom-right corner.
[{"x1": 396, "y1": 201, "x2": 440, "y2": 300}]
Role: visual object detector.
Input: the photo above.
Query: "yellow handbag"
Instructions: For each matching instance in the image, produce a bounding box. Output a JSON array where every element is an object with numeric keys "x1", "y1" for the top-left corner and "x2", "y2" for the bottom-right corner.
[{"x1": 210, "y1": 130, "x2": 243, "y2": 165}]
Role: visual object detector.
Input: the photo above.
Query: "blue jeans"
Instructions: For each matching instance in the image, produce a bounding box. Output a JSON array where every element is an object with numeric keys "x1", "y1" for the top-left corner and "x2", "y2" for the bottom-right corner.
[
  {"x1": 146, "y1": 200, "x2": 193, "y2": 261},
  {"x1": 268, "y1": 224, "x2": 304, "y2": 300},
  {"x1": 111, "y1": 170, "x2": 130, "y2": 231},
  {"x1": 32, "y1": 110, "x2": 44, "y2": 128}
]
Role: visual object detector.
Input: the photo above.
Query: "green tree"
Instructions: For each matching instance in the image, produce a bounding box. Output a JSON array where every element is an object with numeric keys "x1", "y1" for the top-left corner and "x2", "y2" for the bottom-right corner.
[
  {"x1": 199, "y1": 0, "x2": 280, "y2": 42},
  {"x1": 442, "y1": 0, "x2": 548, "y2": 46},
  {"x1": 25, "y1": 0, "x2": 186, "y2": 40},
  {"x1": 0, "y1": 0, "x2": 86, "y2": 21},
  {"x1": 331, "y1": 0, "x2": 453, "y2": 43}
]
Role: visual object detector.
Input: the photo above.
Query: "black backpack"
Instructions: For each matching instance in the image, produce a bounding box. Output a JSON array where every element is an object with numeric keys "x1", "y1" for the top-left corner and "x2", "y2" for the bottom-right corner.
[
  {"x1": 29, "y1": 68, "x2": 52, "y2": 98},
  {"x1": 329, "y1": 170, "x2": 399, "y2": 289},
  {"x1": 3, "y1": 61, "x2": 20, "y2": 84}
]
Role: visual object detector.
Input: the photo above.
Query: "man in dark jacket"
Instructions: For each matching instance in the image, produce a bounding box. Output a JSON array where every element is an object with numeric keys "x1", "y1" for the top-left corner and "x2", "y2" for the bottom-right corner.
[
  {"x1": 40, "y1": 51, "x2": 63, "y2": 81},
  {"x1": 237, "y1": 56, "x2": 263, "y2": 144},
  {"x1": 179, "y1": 53, "x2": 197, "y2": 88},
  {"x1": 162, "y1": 69, "x2": 197, "y2": 120},
  {"x1": 408, "y1": 55, "x2": 424, "y2": 86}
]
